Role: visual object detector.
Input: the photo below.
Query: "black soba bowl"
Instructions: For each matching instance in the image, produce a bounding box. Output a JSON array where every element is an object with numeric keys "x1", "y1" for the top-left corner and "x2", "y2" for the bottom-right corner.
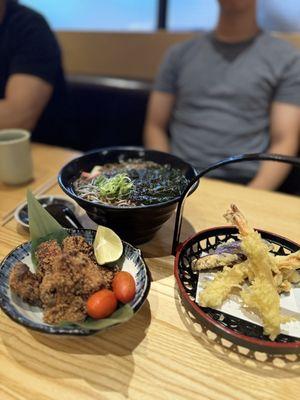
[{"x1": 58, "y1": 147, "x2": 197, "y2": 244}]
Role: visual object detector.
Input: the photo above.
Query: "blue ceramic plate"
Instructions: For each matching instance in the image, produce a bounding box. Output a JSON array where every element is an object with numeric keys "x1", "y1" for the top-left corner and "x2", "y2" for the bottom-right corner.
[{"x1": 0, "y1": 229, "x2": 151, "y2": 335}]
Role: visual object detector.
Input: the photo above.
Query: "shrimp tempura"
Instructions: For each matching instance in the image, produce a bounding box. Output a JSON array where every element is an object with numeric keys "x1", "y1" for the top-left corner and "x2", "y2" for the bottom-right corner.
[{"x1": 224, "y1": 204, "x2": 281, "y2": 339}]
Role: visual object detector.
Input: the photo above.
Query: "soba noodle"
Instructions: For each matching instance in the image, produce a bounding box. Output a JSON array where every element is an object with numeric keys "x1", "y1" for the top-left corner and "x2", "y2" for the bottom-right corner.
[{"x1": 73, "y1": 160, "x2": 188, "y2": 207}]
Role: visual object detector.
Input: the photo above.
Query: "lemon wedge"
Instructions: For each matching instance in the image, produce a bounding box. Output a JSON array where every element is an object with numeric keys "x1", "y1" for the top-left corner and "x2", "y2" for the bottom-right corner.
[{"x1": 93, "y1": 225, "x2": 123, "y2": 265}]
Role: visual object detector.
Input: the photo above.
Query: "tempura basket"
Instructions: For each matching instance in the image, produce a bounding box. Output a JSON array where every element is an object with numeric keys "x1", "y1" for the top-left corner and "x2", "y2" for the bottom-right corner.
[{"x1": 173, "y1": 153, "x2": 300, "y2": 354}]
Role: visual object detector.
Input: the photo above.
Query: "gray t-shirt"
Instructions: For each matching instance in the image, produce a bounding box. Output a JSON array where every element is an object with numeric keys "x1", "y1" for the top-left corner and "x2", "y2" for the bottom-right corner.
[{"x1": 154, "y1": 32, "x2": 300, "y2": 181}]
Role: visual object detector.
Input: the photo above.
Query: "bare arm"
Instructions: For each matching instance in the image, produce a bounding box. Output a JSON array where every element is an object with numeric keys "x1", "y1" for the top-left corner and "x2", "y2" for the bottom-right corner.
[
  {"x1": 0, "y1": 74, "x2": 53, "y2": 131},
  {"x1": 248, "y1": 102, "x2": 300, "y2": 190},
  {"x1": 143, "y1": 91, "x2": 175, "y2": 152}
]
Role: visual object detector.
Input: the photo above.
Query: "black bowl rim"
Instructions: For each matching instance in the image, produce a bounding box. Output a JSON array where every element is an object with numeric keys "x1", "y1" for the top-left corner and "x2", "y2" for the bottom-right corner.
[
  {"x1": 174, "y1": 226, "x2": 300, "y2": 354},
  {"x1": 58, "y1": 146, "x2": 198, "y2": 211}
]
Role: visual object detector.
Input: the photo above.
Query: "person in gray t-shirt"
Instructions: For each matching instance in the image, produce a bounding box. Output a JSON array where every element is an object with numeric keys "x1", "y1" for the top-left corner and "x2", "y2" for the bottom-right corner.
[{"x1": 144, "y1": 0, "x2": 300, "y2": 190}]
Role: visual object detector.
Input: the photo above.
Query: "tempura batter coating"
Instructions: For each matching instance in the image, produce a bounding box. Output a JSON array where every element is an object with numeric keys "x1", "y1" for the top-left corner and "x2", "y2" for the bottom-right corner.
[
  {"x1": 198, "y1": 205, "x2": 300, "y2": 340},
  {"x1": 224, "y1": 204, "x2": 281, "y2": 339},
  {"x1": 199, "y1": 261, "x2": 249, "y2": 308},
  {"x1": 192, "y1": 253, "x2": 243, "y2": 271}
]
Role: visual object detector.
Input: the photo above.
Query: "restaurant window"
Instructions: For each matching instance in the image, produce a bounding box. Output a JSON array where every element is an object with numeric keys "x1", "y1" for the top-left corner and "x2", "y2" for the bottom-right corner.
[
  {"x1": 21, "y1": 0, "x2": 300, "y2": 33},
  {"x1": 20, "y1": 0, "x2": 157, "y2": 31},
  {"x1": 258, "y1": 0, "x2": 300, "y2": 32},
  {"x1": 167, "y1": 0, "x2": 218, "y2": 31},
  {"x1": 167, "y1": 0, "x2": 300, "y2": 32}
]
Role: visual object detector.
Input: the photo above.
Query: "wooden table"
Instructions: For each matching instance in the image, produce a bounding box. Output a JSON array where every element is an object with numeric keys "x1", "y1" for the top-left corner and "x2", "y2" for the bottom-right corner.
[{"x1": 1, "y1": 145, "x2": 300, "y2": 400}]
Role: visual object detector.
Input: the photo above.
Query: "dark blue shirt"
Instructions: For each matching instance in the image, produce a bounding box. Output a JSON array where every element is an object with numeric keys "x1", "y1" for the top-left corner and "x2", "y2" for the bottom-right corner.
[{"x1": 0, "y1": 0, "x2": 65, "y2": 141}]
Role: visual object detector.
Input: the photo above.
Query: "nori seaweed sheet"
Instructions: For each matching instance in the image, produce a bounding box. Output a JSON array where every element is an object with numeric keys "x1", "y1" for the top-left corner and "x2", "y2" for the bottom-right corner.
[{"x1": 103, "y1": 164, "x2": 188, "y2": 205}]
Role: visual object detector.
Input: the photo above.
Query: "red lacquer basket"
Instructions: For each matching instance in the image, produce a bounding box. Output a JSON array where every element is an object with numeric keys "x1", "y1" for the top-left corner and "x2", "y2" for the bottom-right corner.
[{"x1": 173, "y1": 153, "x2": 300, "y2": 354}]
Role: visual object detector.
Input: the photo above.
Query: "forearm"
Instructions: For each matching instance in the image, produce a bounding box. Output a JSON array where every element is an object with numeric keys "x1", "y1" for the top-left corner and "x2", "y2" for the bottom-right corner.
[
  {"x1": 0, "y1": 99, "x2": 35, "y2": 130},
  {"x1": 248, "y1": 138, "x2": 298, "y2": 191},
  {"x1": 144, "y1": 124, "x2": 171, "y2": 153},
  {"x1": 0, "y1": 74, "x2": 53, "y2": 131},
  {"x1": 144, "y1": 91, "x2": 175, "y2": 153}
]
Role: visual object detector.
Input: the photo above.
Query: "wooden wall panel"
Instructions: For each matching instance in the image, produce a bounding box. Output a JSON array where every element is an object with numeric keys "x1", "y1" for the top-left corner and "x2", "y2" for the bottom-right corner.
[
  {"x1": 56, "y1": 31, "x2": 193, "y2": 80},
  {"x1": 56, "y1": 31, "x2": 300, "y2": 80}
]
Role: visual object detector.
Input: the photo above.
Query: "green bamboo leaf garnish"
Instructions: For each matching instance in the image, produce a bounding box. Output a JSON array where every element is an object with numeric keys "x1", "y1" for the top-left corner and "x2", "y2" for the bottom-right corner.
[
  {"x1": 27, "y1": 189, "x2": 68, "y2": 267},
  {"x1": 60, "y1": 304, "x2": 134, "y2": 330}
]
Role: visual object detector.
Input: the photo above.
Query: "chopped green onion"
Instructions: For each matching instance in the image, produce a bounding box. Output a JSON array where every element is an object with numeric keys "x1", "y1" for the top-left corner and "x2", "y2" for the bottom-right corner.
[{"x1": 96, "y1": 173, "x2": 134, "y2": 201}]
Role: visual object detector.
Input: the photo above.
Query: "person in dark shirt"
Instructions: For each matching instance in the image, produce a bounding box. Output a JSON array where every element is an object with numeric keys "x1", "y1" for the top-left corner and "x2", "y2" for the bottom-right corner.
[{"x1": 0, "y1": 0, "x2": 64, "y2": 134}]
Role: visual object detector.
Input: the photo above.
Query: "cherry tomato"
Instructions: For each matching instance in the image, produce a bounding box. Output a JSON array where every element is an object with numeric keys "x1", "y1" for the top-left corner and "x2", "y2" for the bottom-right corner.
[
  {"x1": 112, "y1": 271, "x2": 136, "y2": 303},
  {"x1": 86, "y1": 289, "x2": 117, "y2": 319}
]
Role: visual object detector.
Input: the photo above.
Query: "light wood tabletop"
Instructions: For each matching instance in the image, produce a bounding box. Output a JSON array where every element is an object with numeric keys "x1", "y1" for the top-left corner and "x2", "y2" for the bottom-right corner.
[{"x1": 0, "y1": 145, "x2": 300, "y2": 400}]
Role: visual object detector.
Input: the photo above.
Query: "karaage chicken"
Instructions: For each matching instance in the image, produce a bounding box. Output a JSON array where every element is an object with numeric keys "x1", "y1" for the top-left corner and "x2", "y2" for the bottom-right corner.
[
  {"x1": 9, "y1": 236, "x2": 118, "y2": 324},
  {"x1": 9, "y1": 262, "x2": 40, "y2": 306}
]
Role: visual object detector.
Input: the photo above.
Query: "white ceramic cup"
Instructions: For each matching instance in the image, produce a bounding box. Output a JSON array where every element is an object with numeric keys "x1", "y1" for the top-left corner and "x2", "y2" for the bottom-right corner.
[{"x1": 0, "y1": 129, "x2": 33, "y2": 185}]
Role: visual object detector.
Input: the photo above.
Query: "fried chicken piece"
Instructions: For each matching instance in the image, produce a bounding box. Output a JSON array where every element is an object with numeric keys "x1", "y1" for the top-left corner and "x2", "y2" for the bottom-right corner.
[
  {"x1": 35, "y1": 240, "x2": 62, "y2": 278},
  {"x1": 62, "y1": 236, "x2": 94, "y2": 259},
  {"x1": 99, "y1": 264, "x2": 119, "y2": 289},
  {"x1": 9, "y1": 262, "x2": 40, "y2": 305},
  {"x1": 39, "y1": 251, "x2": 105, "y2": 323},
  {"x1": 10, "y1": 235, "x2": 118, "y2": 325},
  {"x1": 43, "y1": 295, "x2": 86, "y2": 324},
  {"x1": 62, "y1": 235, "x2": 117, "y2": 289}
]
